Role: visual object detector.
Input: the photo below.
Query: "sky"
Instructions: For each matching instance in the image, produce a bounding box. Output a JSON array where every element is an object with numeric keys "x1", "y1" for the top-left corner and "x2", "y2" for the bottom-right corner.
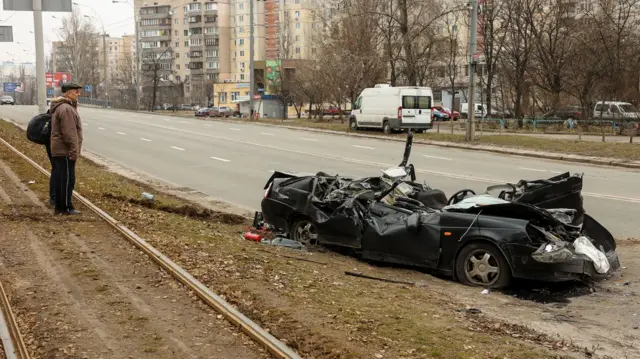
[{"x1": 0, "y1": 0, "x2": 136, "y2": 64}]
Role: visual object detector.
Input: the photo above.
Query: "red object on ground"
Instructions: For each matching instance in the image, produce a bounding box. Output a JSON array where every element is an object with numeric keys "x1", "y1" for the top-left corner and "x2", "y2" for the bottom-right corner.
[{"x1": 244, "y1": 232, "x2": 263, "y2": 242}]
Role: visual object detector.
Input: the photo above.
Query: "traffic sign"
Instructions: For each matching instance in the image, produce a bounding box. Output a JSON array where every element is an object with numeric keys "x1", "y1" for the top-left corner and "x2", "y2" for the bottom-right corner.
[
  {"x1": 0, "y1": 26, "x2": 13, "y2": 42},
  {"x1": 3, "y1": 82, "x2": 18, "y2": 93},
  {"x1": 47, "y1": 88, "x2": 54, "y2": 96},
  {"x1": 3, "y1": 0, "x2": 72, "y2": 12},
  {"x1": 84, "y1": 85, "x2": 93, "y2": 92}
]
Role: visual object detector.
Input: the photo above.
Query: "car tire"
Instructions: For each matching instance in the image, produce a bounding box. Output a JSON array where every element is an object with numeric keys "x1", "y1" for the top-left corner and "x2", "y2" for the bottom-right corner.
[
  {"x1": 383, "y1": 120, "x2": 391, "y2": 134},
  {"x1": 455, "y1": 242, "x2": 512, "y2": 289},
  {"x1": 349, "y1": 118, "x2": 359, "y2": 131},
  {"x1": 290, "y1": 218, "x2": 319, "y2": 247}
]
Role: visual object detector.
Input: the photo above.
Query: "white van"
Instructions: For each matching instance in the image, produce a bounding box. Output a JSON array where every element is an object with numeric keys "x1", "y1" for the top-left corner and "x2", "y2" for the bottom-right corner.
[
  {"x1": 593, "y1": 101, "x2": 640, "y2": 120},
  {"x1": 349, "y1": 85, "x2": 434, "y2": 133},
  {"x1": 460, "y1": 103, "x2": 486, "y2": 118}
]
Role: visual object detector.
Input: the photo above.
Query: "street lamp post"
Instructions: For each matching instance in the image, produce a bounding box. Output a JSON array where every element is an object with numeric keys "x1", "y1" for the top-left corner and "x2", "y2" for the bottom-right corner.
[
  {"x1": 113, "y1": 0, "x2": 140, "y2": 110},
  {"x1": 84, "y1": 14, "x2": 108, "y2": 105}
]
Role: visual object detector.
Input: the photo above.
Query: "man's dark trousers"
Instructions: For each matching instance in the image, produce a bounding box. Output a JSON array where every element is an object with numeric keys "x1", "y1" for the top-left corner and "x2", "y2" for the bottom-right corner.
[
  {"x1": 51, "y1": 156, "x2": 76, "y2": 213},
  {"x1": 45, "y1": 142, "x2": 56, "y2": 205}
]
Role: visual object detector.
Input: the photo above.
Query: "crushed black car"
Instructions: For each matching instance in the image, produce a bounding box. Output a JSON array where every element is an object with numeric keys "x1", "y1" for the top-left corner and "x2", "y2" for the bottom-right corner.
[{"x1": 259, "y1": 133, "x2": 620, "y2": 288}]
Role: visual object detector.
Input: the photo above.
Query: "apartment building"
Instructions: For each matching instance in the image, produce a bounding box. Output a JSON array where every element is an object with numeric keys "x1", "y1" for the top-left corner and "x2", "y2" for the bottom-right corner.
[{"x1": 134, "y1": 0, "x2": 229, "y2": 105}]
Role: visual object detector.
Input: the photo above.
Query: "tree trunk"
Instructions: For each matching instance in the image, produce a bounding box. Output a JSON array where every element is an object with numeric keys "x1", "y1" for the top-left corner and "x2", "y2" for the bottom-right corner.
[{"x1": 398, "y1": 0, "x2": 415, "y2": 85}]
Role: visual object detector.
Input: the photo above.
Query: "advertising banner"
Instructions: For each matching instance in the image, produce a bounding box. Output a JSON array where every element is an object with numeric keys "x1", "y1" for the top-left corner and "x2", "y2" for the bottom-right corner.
[
  {"x1": 46, "y1": 72, "x2": 72, "y2": 88},
  {"x1": 3, "y1": 82, "x2": 18, "y2": 93},
  {"x1": 265, "y1": 60, "x2": 281, "y2": 95}
]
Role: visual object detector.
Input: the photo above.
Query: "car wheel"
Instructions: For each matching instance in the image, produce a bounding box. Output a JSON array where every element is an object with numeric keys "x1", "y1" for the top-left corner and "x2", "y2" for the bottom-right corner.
[
  {"x1": 290, "y1": 218, "x2": 319, "y2": 247},
  {"x1": 455, "y1": 242, "x2": 512, "y2": 288},
  {"x1": 383, "y1": 121, "x2": 391, "y2": 134},
  {"x1": 349, "y1": 118, "x2": 359, "y2": 131}
]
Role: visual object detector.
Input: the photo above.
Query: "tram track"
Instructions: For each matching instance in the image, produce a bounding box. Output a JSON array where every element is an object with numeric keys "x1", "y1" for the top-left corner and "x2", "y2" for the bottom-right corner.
[{"x1": 0, "y1": 136, "x2": 301, "y2": 359}]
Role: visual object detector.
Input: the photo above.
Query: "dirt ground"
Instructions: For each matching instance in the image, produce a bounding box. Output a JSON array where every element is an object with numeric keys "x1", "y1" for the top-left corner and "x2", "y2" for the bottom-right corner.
[
  {"x1": 1, "y1": 119, "x2": 639, "y2": 359},
  {"x1": 0, "y1": 160, "x2": 270, "y2": 359}
]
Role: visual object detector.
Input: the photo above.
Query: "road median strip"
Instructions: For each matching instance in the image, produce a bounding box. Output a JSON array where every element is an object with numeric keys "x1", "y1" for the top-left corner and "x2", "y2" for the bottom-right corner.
[{"x1": 0, "y1": 119, "x2": 580, "y2": 358}]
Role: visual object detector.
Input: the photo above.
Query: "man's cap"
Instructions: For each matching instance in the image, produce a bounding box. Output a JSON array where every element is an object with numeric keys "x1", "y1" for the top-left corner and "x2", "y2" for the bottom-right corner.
[{"x1": 61, "y1": 82, "x2": 83, "y2": 93}]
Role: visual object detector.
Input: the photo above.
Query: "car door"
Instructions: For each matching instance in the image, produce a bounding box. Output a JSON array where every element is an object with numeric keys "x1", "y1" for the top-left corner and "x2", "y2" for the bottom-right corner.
[
  {"x1": 362, "y1": 203, "x2": 440, "y2": 267},
  {"x1": 401, "y1": 94, "x2": 418, "y2": 124}
]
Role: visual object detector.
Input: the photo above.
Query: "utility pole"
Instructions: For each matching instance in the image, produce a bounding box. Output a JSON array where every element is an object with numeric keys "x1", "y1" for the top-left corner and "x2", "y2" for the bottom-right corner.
[
  {"x1": 103, "y1": 32, "x2": 108, "y2": 105},
  {"x1": 249, "y1": 0, "x2": 255, "y2": 119},
  {"x1": 135, "y1": 14, "x2": 140, "y2": 110},
  {"x1": 465, "y1": 0, "x2": 478, "y2": 142},
  {"x1": 34, "y1": 0, "x2": 47, "y2": 113},
  {"x1": 201, "y1": 1, "x2": 205, "y2": 105}
]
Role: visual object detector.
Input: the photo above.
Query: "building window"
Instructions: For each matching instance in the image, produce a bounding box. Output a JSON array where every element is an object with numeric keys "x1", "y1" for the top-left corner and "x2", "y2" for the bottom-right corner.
[
  {"x1": 295, "y1": 11, "x2": 300, "y2": 18},
  {"x1": 231, "y1": 91, "x2": 240, "y2": 101},
  {"x1": 174, "y1": 19, "x2": 178, "y2": 24},
  {"x1": 239, "y1": 39, "x2": 244, "y2": 45},
  {"x1": 184, "y1": 41, "x2": 189, "y2": 47},
  {"x1": 239, "y1": 15, "x2": 244, "y2": 22},
  {"x1": 296, "y1": 47, "x2": 301, "y2": 54},
  {"x1": 206, "y1": 61, "x2": 218, "y2": 69},
  {"x1": 176, "y1": 64, "x2": 180, "y2": 69},
  {"x1": 296, "y1": 23, "x2": 300, "y2": 29},
  {"x1": 240, "y1": 74, "x2": 245, "y2": 80},
  {"x1": 239, "y1": 50, "x2": 244, "y2": 56},
  {"x1": 205, "y1": 3, "x2": 217, "y2": 10},
  {"x1": 175, "y1": 41, "x2": 179, "y2": 47},
  {"x1": 188, "y1": 3, "x2": 200, "y2": 11}
]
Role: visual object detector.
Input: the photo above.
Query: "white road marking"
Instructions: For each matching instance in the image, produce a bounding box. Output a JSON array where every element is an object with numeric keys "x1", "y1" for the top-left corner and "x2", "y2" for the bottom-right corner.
[
  {"x1": 519, "y1": 167, "x2": 561, "y2": 174},
  {"x1": 204, "y1": 124, "x2": 213, "y2": 127},
  {"x1": 116, "y1": 132, "x2": 126, "y2": 135},
  {"x1": 353, "y1": 145, "x2": 375, "y2": 150},
  {"x1": 170, "y1": 146, "x2": 185, "y2": 151},
  {"x1": 210, "y1": 156, "x2": 231, "y2": 163},
  {"x1": 301, "y1": 138, "x2": 318, "y2": 142},
  {"x1": 179, "y1": 120, "x2": 187, "y2": 124},
  {"x1": 230, "y1": 128, "x2": 241, "y2": 131},
  {"x1": 423, "y1": 154, "x2": 452, "y2": 161},
  {"x1": 261, "y1": 132, "x2": 275, "y2": 136},
  {"x1": 125, "y1": 120, "x2": 640, "y2": 205},
  {"x1": 98, "y1": 127, "x2": 105, "y2": 130},
  {"x1": 140, "y1": 138, "x2": 152, "y2": 142}
]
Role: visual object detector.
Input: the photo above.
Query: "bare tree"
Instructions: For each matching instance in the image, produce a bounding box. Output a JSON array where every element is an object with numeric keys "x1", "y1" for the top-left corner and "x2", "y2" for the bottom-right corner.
[
  {"x1": 140, "y1": 46, "x2": 174, "y2": 111},
  {"x1": 479, "y1": 0, "x2": 511, "y2": 115},
  {"x1": 57, "y1": 10, "x2": 101, "y2": 96},
  {"x1": 441, "y1": 2, "x2": 464, "y2": 110},
  {"x1": 112, "y1": 51, "x2": 137, "y2": 109},
  {"x1": 499, "y1": 0, "x2": 539, "y2": 119}
]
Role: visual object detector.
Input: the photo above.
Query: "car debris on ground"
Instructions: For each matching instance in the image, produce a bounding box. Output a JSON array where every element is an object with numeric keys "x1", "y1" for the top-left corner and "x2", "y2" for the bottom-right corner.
[{"x1": 252, "y1": 132, "x2": 620, "y2": 288}]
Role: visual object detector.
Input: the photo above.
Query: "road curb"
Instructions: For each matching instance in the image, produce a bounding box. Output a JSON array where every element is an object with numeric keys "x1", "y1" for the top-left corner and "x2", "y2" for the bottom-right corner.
[{"x1": 78, "y1": 106, "x2": 640, "y2": 170}]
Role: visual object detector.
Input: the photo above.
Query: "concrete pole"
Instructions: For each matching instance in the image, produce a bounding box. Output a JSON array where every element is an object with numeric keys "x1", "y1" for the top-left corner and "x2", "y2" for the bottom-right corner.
[
  {"x1": 33, "y1": 0, "x2": 47, "y2": 113},
  {"x1": 466, "y1": 0, "x2": 478, "y2": 142},
  {"x1": 249, "y1": 0, "x2": 255, "y2": 119},
  {"x1": 103, "y1": 33, "x2": 108, "y2": 106},
  {"x1": 135, "y1": 15, "x2": 141, "y2": 110}
]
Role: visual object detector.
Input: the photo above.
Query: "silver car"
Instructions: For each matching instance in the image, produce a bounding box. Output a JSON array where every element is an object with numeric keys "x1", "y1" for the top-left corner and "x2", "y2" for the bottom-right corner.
[{"x1": 1, "y1": 95, "x2": 15, "y2": 105}]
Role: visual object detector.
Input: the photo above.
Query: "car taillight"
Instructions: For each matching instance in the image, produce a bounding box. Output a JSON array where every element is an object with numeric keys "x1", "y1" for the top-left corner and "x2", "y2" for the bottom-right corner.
[
  {"x1": 264, "y1": 182, "x2": 272, "y2": 198},
  {"x1": 398, "y1": 107, "x2": 402, "y2": 119}
]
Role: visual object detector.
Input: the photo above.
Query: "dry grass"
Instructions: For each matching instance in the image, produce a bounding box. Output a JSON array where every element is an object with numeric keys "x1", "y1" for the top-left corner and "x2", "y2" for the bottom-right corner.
[{"x1": 0, "y1": 119, "x2": 575, "y2": 359}]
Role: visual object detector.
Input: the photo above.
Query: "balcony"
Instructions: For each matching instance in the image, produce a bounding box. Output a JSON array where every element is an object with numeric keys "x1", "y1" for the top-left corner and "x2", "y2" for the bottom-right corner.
[
  {"x1": 189, "y1": 43, "x2": 203, "y2": 51},
  {"x1": 141, "y1": 46, "x2": 172, "y2": 54},
  {"x1": 140, "y1": 34, "x2": 171, "y2": 42},
  {"x1": 204, "y1": 32, "x2": 219, "y2": 38},
  {"x1": 139, "y1": 6, "x2": 171, "y2": 20},
  {"x1": 205, "y1": 68, "x2": 220, "y2": 74},
  {"x1": 204, "y1": 9, "x2": 218, "y2": 16},
  {"x1": 190, "y1": 32, "x2": 203, "y2": 39},
  {"x1": 188, "y1": 17, "x2": 203, "y2": 27},
  {"x1": 190, "y1": 68, "x2": 204, "y2": 75}
]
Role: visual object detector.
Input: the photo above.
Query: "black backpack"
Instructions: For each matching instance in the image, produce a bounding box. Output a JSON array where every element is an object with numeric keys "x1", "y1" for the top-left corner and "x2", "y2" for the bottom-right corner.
[{"x1": 26, "y1": 110, "x2": 52, "y2": 145}]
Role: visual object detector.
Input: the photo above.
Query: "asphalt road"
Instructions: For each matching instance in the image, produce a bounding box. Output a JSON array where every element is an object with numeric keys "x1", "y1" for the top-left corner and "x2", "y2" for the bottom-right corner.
[{"x1": 2, "y1": 105, "x2": 639, "y2": 238}]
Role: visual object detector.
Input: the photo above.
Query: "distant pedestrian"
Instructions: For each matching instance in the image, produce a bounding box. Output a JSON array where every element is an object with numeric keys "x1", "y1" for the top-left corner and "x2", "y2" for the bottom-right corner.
[{"x1": 49, "y1": 82, "x2": 84, "y2": 215}]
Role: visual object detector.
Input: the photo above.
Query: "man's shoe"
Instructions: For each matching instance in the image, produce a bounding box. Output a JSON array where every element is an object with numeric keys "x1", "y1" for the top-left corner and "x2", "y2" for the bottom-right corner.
[
  {"x1": 67, "y1": 209, "x2": 81, "y2": 215},
  {"x1": 54, "y1": 209, "x2": 81, "y2": 215},
  {"x1": 49, "y1": 199, "x2": 55, "y2": 207}
]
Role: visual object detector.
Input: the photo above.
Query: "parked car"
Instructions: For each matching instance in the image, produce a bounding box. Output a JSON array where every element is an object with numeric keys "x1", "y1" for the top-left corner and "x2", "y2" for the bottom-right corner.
[
  {"x1": 432, "y1": 108, "x2": 449, "y2": 121},
  {"x1": 434, "y1": 105, "x2": 459, "y2": 121},
  {"x1": 1, "y1": 95, "x2": 15, "y2": 105},
  {"x1": 542, "y1": 105, "x2": 583, "y2": 121},
  {"x1": 461, "y1": 102, "x2": 487, "y2": 118},
  {"x1": 209, "y1": 106, "x2": 234, "y2": 117},
  {"x1": 350, "y1": 84, "x2": 434, "y2": 133},
  {"x1": 194, "y1": 107, "x2": 211, "y2": 117},
  {"x1": 593, "y1": 101, "x2": 640, "y2": 120},
  {"x1": 259, "y1": 132, "x2": 619, "y2": 288}
]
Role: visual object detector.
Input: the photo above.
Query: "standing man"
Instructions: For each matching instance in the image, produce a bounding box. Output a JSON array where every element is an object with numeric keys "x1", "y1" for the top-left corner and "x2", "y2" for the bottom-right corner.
[{"x1": 49, "y1": 83, "x2": 83, "y2": 215}]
